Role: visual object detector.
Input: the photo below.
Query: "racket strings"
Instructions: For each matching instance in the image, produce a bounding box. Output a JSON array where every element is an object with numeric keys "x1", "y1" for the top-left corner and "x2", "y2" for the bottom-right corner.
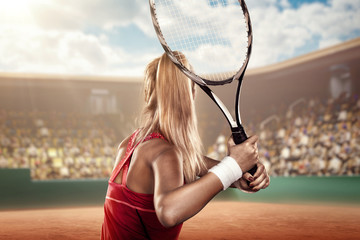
[{"x1": 153, "y1": 0, "x2": 250, "y2": 83}]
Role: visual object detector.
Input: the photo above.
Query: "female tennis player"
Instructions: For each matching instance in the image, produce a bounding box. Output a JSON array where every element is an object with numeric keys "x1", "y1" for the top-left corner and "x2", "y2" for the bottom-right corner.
[{"x1": 101, "y1": 53, "x2": 270, "y2": 240}]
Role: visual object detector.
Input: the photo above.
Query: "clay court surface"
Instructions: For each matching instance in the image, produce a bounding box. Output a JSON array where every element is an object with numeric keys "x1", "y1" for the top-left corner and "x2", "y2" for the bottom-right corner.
[{"x1": 0, "y1": 202, "x2": 359, "y2": 240}]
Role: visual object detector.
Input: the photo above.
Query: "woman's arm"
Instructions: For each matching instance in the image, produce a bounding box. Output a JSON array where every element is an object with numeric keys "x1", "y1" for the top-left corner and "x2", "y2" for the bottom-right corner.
[
  {"x1": 152, "y1": 148, "x2": 223, "y2": 227},
  {"x1": 197, "y1": 156, "x2": 219, "y2": 177},
  {"x1": 152, "y1": 136, "x2": 259, "y2": 228}
]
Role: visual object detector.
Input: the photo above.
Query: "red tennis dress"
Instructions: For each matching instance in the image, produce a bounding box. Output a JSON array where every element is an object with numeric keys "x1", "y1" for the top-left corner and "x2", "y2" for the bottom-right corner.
[{"x1": 101, "y1": 130, "x2": 183, "y2": 240}]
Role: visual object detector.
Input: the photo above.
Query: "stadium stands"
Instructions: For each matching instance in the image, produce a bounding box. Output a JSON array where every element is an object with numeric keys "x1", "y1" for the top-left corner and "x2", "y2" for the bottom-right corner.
[
  {"x1": 207, "y1": 93, "x2": 360, "y2": 176},
  {"x1": 1, "y1": 39, "x2": 359, "y2": 180},
  {"x1": 0, "y1": 110, "x2": 119, "y2": 180},
  {"x1": 0, "y1": 86, "x2": 359, "y2": 179}
]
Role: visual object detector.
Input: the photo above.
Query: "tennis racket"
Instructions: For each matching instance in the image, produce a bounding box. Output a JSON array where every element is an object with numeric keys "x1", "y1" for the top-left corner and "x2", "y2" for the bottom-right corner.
[{"x1": 149, "y1": 0, "x2": 257, "y2": 176}]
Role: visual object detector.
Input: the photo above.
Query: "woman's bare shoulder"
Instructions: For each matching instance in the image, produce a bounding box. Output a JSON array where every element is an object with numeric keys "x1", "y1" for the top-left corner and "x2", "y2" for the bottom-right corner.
[
  {"x1": 117, "y1": 134, "x2": 132, "y2": 152},
  {"x1": 113, "y1": 135, "x2": 132, "y2": 168},
  {"x1": 137, "y1": 138, "x2": 180, "y2": 164}
]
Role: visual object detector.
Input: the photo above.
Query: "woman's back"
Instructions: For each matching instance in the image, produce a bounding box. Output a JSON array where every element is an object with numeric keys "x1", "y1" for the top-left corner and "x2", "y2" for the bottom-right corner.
[
  {"x1": 115, "y1": 136, "x2": 173, "y2": 194},
  {"x1": 101, "y1": 131, "x2": 183, "y2": 240}
]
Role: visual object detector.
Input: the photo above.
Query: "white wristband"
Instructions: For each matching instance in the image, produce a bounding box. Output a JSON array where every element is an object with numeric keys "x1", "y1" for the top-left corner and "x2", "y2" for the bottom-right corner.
[{"x1": 208, "y1": 156, "x2": 243, "y2": 190}]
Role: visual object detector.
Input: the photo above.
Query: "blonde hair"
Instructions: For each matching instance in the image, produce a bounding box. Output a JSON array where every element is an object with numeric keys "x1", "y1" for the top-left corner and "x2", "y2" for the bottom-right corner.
[{"x1": 136, "y1": 52, "x2": 205, "y2": 183}]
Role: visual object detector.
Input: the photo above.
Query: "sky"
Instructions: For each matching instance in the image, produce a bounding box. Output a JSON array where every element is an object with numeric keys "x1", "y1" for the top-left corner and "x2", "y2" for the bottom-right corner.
[{"x1": 0, "y1": 0, "x2": 359, "y2": 77}]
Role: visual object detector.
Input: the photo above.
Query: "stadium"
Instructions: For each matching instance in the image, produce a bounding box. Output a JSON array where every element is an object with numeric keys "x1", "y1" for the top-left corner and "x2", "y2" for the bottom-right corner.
[{"x1": 0, "y1": 36, "x2": 359, "y2": 239}]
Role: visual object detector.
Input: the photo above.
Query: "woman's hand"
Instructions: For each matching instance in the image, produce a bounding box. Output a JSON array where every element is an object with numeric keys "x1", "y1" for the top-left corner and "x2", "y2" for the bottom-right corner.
[
  {"x1": 233, "y1": 162, "x2": 270, "y2": 193},
  {"x1": 227, "y1": 135, "x2": 259, "y2": 173}
]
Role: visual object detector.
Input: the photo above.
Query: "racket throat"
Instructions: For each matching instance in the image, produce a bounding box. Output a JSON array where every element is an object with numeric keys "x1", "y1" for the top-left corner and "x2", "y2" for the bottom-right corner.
[
  {"x1": 234, "y1": 73, "x2": 245, "y2": 129},
  {"x1": 233, "y1": 74, "x2": 247, "y2": 144},
  {"x1": 198, "y1": 84, "x2": 238, "y2": 128}
]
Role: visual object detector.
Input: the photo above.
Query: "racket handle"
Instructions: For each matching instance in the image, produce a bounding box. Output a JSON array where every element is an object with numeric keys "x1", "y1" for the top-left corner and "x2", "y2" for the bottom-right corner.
[
  {"x1": 232, "y1": 125, "x2": 248, "y2": 144},
  {"x1": 232, "y1": 125, "x2": 258, "y2": 182}
]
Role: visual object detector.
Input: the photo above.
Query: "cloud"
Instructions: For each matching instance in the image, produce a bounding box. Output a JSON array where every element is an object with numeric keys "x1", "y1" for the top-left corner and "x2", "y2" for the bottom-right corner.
[
  {"x1": 0, "y1": 0, "x2": 157, "y2": 76},
  {"x1": 1, "y1": 28, "x2": 113, "y2": 73},
  {"x1": 26, "y1": 0, "x2": 155, "y2": 36},
  {"x1": 0, "y1": 25, "x2": 157, "y2": 76},
  {"x1": 247, "y1": 0, "x2": 360, "y2": 68},
  {"x1": 28, "y1": 0, "x2": 143, "y2": 30},
  {"x1": 0, "y1": 0, "x2": 359, "y2": 76}
]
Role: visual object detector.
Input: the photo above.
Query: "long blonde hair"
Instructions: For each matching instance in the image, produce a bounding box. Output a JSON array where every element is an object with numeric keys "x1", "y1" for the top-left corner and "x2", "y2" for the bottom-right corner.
[{"x1": 136, "y1": 52, "x2": 205, "y2": 183}]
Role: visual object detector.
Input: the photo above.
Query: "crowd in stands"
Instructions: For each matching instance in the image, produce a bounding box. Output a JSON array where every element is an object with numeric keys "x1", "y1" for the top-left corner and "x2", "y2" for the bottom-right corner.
[
  {"x1": 207, "y1": 93, "x2": 360, "y2": 176},
  {"x1": 1, "y1": 92, "x2": 359, "y2": 180},
  {"x1": 0, "y1": 110, "x2": 120, "y2": 180}
]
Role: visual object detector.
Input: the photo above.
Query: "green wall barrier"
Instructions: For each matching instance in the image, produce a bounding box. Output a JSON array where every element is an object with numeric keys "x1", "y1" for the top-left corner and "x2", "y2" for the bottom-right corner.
[
  {"x1": 0, "y1": 169, "x2": 108, "y2": 209},
  {"x1": 1, "y1": 169, "x2": 359, "y2": 210},
  {"x1": 218, "y1": 176, "x2": 360, "y2": 205}
]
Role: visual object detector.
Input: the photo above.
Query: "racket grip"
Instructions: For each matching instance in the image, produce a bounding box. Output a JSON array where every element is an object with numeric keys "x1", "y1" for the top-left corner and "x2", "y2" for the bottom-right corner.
[
  {"x1": 232, "y1": 125, "x2": 258, "y2": 182},
  {"x1": 232, "y1": 125, "x2": 248, "y2": 144}
]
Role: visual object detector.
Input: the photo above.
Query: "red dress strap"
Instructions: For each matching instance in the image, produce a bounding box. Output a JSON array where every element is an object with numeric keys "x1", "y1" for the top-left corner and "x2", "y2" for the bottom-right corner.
[
  {"x1": 109, "y1": 130, "x2": 166, "y2": 183},
  {"x1": 109, "y1": 129, "x2": 140, "y2": 183},
  {"x1": 144, "y1": 132, "x2": 165, "y2": 141}
]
